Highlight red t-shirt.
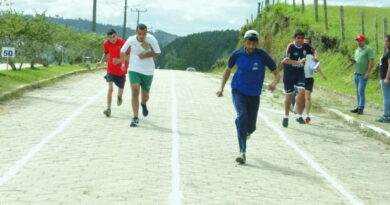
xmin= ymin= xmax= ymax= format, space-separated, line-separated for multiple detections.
xmin=103 ymin=38 xmax=130 ymax=76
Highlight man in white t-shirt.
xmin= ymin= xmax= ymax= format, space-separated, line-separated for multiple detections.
xmin=120 ymin=24 xmax=161 ymax=127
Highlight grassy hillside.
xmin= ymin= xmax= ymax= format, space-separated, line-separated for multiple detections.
xmin=214 ymin=4 xmax=390 ymax=104
xmin=157 ymin=30 xmax=238 ymax=71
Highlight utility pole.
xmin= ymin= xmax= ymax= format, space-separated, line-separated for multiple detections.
xmin=122 ymin=0 xmax=128 ymax=38
xmin=92 ymin=0 xmax=97 ymax=32
xmin=131 ymin=8 xmax=147 ymax=26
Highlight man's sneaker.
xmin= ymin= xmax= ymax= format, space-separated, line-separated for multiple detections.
xmin=141 ymin=103 xmax=149 ymax=117
xmin=376 ymin=116 xmax=390 ymax=123
xmin=305 ymin=116 xmax=311 ymax=124
xmin=282 ymin=118 xmax=289 ymax=128
xmin=296 ymin=117 xmax=305 ymax=124
xmin=350 ymin=108 xmax=359 ymax=113
xmin=117 ymin=96 xmax=123 ymax=106
xmin=235 ymin=153 xmax=246 ymax=164
xmin=130 ymin=117 xmax=139 ymax=127
xmin=103 ymin=109 xmax=111 ymax=117
xmin=357 ymin=109 xmax=364 ymax=115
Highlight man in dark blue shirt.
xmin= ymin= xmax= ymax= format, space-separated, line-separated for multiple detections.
xmin=216 ymin=30 xmax=280 ymax=164
xmin=282 ymin=30 xmax=314 ymax=127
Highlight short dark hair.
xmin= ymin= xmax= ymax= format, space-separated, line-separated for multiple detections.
xmin=136 ymin=24 xmax=147 ymax=31
xmin=294 ymin=30 xmax=305 ymax=38
xmin=386 ymin=34 xmax=390 ymax=41
xmin=107 ymin=29 xmax=117 ymax=35
xmin=245 ymin=36 xmax=259 ymax=42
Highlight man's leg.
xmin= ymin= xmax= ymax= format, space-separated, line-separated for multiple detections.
xmin=128 ymin=71 xmax=142 ymax=127
xmin=247 ymin=95 xmax=260 ymax=137
xmin=232 ymin=90 xmax=248 ymax=163
xmin=296 ymin=88 xmax=305 ymax=114
xmin=284 ymin=94 xmax=292 ymax=116
xmin=140 ymin=74 xmax=153 ymax=117
xmin=131 ymin=83 xmax=141 ymax=117
xmin=103 ymin=75 xmax=114 ymax=117
xmin=107 ymin=82 xmax=114 ymax=109
xmin=115 ymin=76 xmax=125 ymax=106
xmin=304 ymin=90 xmax=312 ymax=115
xmin=357 ymin=75 xmax=368 ymax=112
xmin=354 ymin=74 xmax=360 ymax=110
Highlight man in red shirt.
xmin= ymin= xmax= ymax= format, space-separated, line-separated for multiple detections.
xmin=96 ymin=29 xmax=130 ymax=117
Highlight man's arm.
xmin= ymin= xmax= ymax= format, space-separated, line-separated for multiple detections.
xmin=385 ymin=59 xmax=390 ymax=85
xmin=216 ymin=67 xmax=232 ymax=97
xmin=120 ymin=38 xmax=132 ymax=64
xmin=268 ymin=70 xmax=280 ymax=92
xmin=138 ymin=52 xmax=160 ymax=59
xmin=365 ymin=58 xmax=374 ymax=79
xmin=96 ymin=53 xmax=108 ymax=68
xmin=281 ymin=44 xmax=306 ymax=65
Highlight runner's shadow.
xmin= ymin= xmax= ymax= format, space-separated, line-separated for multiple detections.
xmin=244 ymin=158 xmax=322 ymax=183
xmin=141 ymin=118 xmax=195 ymax=137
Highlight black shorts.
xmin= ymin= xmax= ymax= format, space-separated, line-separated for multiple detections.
xmin=305 ymin=78 xmax=314 ymax=92
xmin=104 ymin=73 xmax=126 ymax=89
xmin=283 ymin=67 xmax=305 ymax=94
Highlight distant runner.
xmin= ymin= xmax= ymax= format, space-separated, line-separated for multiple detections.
xmin=302 ymin=38 xmax=327 ymax=123
xmin=96 ymin=29 xmax=130 ymax=117
xmin=281 ymin=30 xmax=314 ymax=127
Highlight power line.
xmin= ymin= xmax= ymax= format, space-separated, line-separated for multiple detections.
xmin=92 ymin=0 xmax=97 ymax=32
xmin=122 ymin=0 xmax=128 ymax=38
xmin=130 ymin=8 xmax=147 ymax=27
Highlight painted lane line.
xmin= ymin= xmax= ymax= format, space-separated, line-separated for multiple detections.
xmin=170 ymin=71 xmax=182 ymax=205
xmin=259 ymin=112 xmax=364 ymax=205
xmin=0 ymin=89 xmax=105 ymax=186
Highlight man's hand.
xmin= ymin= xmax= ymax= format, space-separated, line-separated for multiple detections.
xmin=138 ymin=53 xmax=146 ymax=59
xmin=365 ymin=73 xmax=370 ymax=79
xmin=298 ymin=58 xmax=306 ymax=64
xmin=268 ymin=83 xmax=276 ymax=92
xmin=385 ymin=79 xmax=389 ymax=85
xmin=96 ymin=61 xmax=102 ymax=69
xmin=112 ymin=58 xmax=121 ymax=64
xmin=216 ymin=89 xmax=224 ymax=97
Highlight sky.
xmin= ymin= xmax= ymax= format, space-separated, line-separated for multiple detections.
xmin=4 ymin=0 xmax=390 ymax=36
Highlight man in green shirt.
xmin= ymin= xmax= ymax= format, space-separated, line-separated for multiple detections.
xmin=350 ymin=34 xmax=374 ymax=114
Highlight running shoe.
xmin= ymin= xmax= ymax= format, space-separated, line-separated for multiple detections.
xmin=130 ymin=117 xmax=139 ymax=127
xmin=282 ymin=117 xmax=289 ymax=128
xmin=235 ymin=153 xmax=246 ymax=164
xmin=103 ymin=109 xmax=111 ymax=117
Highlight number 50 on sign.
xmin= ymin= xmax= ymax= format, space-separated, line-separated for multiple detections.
xmin=2 ymin=47 xmax=15 ymax=58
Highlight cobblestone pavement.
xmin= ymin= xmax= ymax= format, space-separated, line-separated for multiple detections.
xmin=0 ymin=70 xmax=389 ymax=205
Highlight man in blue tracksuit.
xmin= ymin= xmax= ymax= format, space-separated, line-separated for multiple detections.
xmin=216 ymin=30 xmax=280 ymax=164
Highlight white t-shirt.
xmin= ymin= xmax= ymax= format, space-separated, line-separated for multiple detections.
xmin=121 ymin=33 xmax=161 ymax=75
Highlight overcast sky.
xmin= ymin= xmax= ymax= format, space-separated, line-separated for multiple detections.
xmin=5 ymin=0 xmax=390 ymax=36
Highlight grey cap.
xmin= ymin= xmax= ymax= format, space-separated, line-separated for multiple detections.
xmin=244 ymin=30 xmax=260 ymax=40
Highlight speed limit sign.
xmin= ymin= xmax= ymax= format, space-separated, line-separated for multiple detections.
xmin=2 ymin=47 xmax=15 ymax=58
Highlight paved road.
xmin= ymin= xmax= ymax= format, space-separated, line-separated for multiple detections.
xmin=0 ymin=70 xmax=389 ymax=205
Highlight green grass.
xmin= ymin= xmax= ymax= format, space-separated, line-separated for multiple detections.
xmin=0 ymin=64 xmax=91 ymax=94
xmin=213 ymin=4 xmax=390 ymax=105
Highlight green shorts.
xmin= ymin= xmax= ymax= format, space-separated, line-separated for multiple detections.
xmin=128 ymin=71 xmax=154 ymax=92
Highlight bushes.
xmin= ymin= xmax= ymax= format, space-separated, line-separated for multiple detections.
xmin=0 ymin=9 xmax=104 ymax=69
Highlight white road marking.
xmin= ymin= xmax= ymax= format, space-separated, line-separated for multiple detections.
xmin=259 ymin=112 xmax=364 ymax=205
xmin=170 ymin=71 xmax=182 ymax=205
xmin=0 ymin=89 xmax=105 ymax=186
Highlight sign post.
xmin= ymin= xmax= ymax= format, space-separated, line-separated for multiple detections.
xmin=2 ymin=47 xmax=16 ymax=70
